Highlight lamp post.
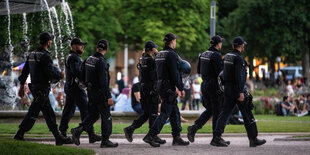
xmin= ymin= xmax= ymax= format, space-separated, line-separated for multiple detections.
xmin=210 ymin=1 xmax=216 ymax=38
xmin=276 ymin=57 xmax=281 ymax=79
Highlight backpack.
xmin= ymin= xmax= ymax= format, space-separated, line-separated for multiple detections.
xmin=274 ymin=102 xmax=283 ymax=116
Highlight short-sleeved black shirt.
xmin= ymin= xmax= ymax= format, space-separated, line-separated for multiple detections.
xmin=131 ymin=82 xmax=141 ymax=108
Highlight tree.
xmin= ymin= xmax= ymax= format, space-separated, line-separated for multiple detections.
xmin=219 ymin=0 xmax=310 ymax=85
xmin=119 ymin=0 xmax=212 ymax=59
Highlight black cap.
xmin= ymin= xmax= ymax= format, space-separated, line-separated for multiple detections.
xmin=210 ymin=35 xmax=225 ymax=45
xmin=39 ymin=32 xmax=54 ymax=44
xmin=144 ymin=41 xmax=158 ymax=49
xmin=163 ymin=33 xmax=178 ymax=42
xmin=233 ymin=36 xmax=247 ymax=45
xmin=97 ymin=39 xmax=109 ymax=50
xmin=71 ymin=38 xmax=87 ymax=46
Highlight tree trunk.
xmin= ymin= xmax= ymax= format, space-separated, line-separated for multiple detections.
xmin=269 ymin=59 xmax=275 ymax=82
xmin=248 ymin=55 xmax=254 ymax=80
xmin=302 ymin=49 xmax=310 ymax=87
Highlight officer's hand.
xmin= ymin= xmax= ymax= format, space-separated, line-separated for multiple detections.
xmin=238 ymin=93 xmax=244 ymax=102
xmin=180 ymin=91 xmax=185 ymax=98
xmin=107 ymin=98 xmax=114 ymax=106
xmin=18 ymin=85 xmax=25 ymax=98
xmin=61 ymin=70 xmax=65 ymax=79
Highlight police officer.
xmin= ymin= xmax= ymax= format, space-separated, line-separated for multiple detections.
xmin=71 ymin=40 xmax=118 ymax=148
xmin=211 ymin=36 xmax=266 ymax=147
xmin=59 ymin=38 xmax=101 ymax=143
xmin=124 ymin=41 xmax=165 ymax=144
xmin=14 ymin=32 xmax=71 ymax=145
xmin=187 ymin=35 xmax=230 ymax=145
xmin=143 ymin=33 xmax=189 ymax=147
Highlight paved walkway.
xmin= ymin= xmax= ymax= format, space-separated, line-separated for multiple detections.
xmin=35 ymin=133 xmax=310 ymax=155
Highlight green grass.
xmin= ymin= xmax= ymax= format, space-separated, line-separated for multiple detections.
xmin=0 ymin=138 xmax=94 ymax=155
xmin=0 ymin=115 xmax=309 ymax=136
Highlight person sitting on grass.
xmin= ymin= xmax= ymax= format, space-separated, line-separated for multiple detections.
xmin=281 ymin=96 xmax=295 ymax=116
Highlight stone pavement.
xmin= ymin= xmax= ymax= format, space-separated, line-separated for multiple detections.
xmin=35 ymin=133 xmax=310 ymax=155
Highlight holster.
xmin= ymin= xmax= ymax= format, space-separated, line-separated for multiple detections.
xmin=167 ymin=89 xmax=178 ymax=104
xmin=244 ymin=91 xmax=254 ymax=110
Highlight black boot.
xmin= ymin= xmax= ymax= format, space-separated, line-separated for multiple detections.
xmin=210 ymin=136 xmax=228 ymax=147
xmin=71 ymin=126 xmax=84 ymax=145
xmin=14 ymin=130 xmax=25 ymax=141
xmin=88 ymin=129 xmax=102 ymax=143
xmin=187 ymin=125 xmax=198 ymax=143
xmin=53 ymin=131 xmax=73 ymax=146
xmin=249 ymin=138 xmax=266 ymax=147
xmin=220 ymin=137 xmax=230 ymax=145
xmin=153 ymin=135 xmax=166 ymax=144
xmin=143 ymin=134 xmax=160 ymax=147
xmin=124 ymin=126 xmax=135 ymax=142
xmin=100 ymin=139 xmax=118 ymax=148
xmin=172 ymin=136 xmax=190 ymax=146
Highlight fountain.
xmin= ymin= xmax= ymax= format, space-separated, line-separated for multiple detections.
xmin=0 ymin=0 xmax=75 ymax=110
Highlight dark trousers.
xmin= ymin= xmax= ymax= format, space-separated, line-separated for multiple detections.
xmin=59 ymin=90 xmax=91 ymax=132
xmin=130 ymin=89 xmax=158 ymax=129
xmin=149 ymin=95 xmax=182 ymax=138
xmin=18 ymin=89 xmax=58 ymax=134
xmin=181 ymin=92 xmax=192 ymax=110
xmin=213 ymin=95 xmax=258 ymax=139
xmin=194 ymin=93 xmax=222 ymax=131
xmin=81 ymin=100 xmax=111 ymax=139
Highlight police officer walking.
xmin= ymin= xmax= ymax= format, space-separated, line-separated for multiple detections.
xmin=211 ymin=36 xmax=266 ymax=147
xmin=187 ymin=35 xmax=229 ymax=145
xmin=59 ymin=38 xmax=101 ymax=143
xmin=71 ymin=40 xmax=118 ymax=148
xmin=143 ymin=33 xmax=189 ymax=147
xmin=124 ymin=41 xmax=165 ymax=144
xmin=14 ymin=32 xmax=71 ymax=145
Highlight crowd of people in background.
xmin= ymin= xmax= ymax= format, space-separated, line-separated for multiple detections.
xmin=13 ymin=74 xmax=203 ymax=113
xmin=12 ymin=65 xmax=310 ymax=118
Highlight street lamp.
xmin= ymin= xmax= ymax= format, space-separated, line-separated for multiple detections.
xmin=210 ymin=1 xmax=216 ymax=38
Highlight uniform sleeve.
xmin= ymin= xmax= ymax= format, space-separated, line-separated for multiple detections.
xmin=197 ymin=55 xmax=201 ymax=74
xmin=234 ymin=56 xmax=244 ymax=94
xmin=41 ymin=54 xmax=62 ymax=82
xmin=68 ymin=55 xmax=82 ymax=80
xmin=97 ymin=60 xmax=112 ymax=100
xmin=149 ymin=59 xmax=157 ymax=82
xmin=18 ymin=57 xmax=30 ymax=85
xmin=213 ymin=53 xmax=223 ymax=76
xmin=168 ymin=52 xmax=184 ymax=91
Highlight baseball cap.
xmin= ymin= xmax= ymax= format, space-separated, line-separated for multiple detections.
xmin=71 ymin=38 xmax=87 ymax=46
xmin=163 ymin=33 xmax=179 ymax=42
xmin=39 ymin=32 xmax=54 ymax=44
xmin=97 ymin=39 xmax=109 ymax=50
xmin=233 ymin=36 xmax=247 ymax=45
xmin=210 ymin=35 xmax=225 ymax=45
xmin=144 ymin=41 xmax=158 ymax=49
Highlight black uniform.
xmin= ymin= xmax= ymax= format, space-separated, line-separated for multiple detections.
xmin=148 ymin=46 xmax=183 ymax=138
xmin=128 ymin=54 xmax=159 ymax=130
xmin=192 ymin=46 xmax=224 ymax=132
xmin=213 ymin=49 xmax=258 ymax=140
xmin=59 ymin=51 xmax=93 ymax=135
xmin=16 ymin=47 xmax=64 ymax=141
xmin=76 ymin=52 xmax=112 ymax=140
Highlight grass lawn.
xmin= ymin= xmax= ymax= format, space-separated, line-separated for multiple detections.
xmin=0 ymin=138 xmax=94 ymax=155
xmin=0 ymin=115 xmax=309 ymax=136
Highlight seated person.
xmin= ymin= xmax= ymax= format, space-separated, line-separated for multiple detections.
xmin=281 ymin=96 xmax=295 ymax=116
xmin=131 ymin=82 xmax=143 ymax=114
xmin=114 ymin=88 xmax=134 ymax=112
